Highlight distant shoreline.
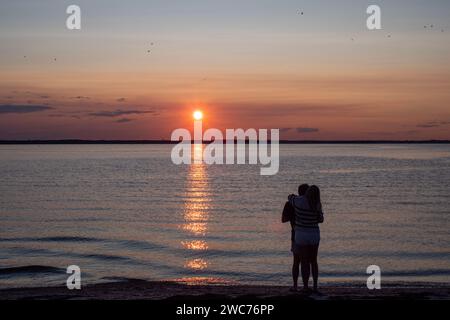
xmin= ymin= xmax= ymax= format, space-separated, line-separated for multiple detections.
xmin=1 ymin=140 xmax=450 ymax=145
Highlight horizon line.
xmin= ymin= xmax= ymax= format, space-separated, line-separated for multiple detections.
xmin=1 ymin=139 xmax=450 ymax=144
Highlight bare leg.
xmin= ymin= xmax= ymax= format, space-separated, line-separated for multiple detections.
xmin=300 ymin=261 xmax=310 ymax=289
xmin=310 ymin=244 xmax=319 ymax=291
xmin=292 ymin=254 xmax=300 ymax=290
xmin=299 ymin=245 xmax=310 ymax=289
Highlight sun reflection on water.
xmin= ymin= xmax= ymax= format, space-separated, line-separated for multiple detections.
xmin=181 ymin=240 xmax=209 ymax=250
xmin=181 ymin=144 xmax=211 ymax=271
xmin=184 ymin=258 xmax=208 ymax=270
xmin=172 ymin=277 xmax=232 ymax=286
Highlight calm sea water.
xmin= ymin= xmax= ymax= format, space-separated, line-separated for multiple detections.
xmin=1 ymin=144 xmax=449 ymax=288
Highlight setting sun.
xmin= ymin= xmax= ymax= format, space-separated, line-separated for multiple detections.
xmin=193 ymin=110 xmax=203 ymax=121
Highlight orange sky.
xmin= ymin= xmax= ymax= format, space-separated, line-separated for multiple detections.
xmin=1 ymin=1 xmax=450 ymax=140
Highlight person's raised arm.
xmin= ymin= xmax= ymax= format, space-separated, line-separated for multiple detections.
xmin=288 ymin=194 xmax=296 ymax=205
xmin=282 ymin=198 xmax=294 ymax=223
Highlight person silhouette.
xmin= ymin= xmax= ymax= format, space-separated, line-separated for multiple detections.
xmin=288 ymin=185 xmax=324 ymax=292
xmin=282 ymin=183 xmax=309 ymax=291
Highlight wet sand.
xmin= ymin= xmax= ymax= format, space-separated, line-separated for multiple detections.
xmin=1 ymin=280 xmax=449 ymax=300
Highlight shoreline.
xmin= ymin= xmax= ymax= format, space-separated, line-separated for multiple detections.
xmin=1 ymin=280 xmax=449 ymax=300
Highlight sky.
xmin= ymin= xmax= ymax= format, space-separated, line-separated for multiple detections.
xmin=0 ymin=0 xmax=449 ymax=140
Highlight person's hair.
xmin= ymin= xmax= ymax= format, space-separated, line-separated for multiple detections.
xmin=298 ymin=184 xmax=309 ymax=196
xmin=306 ymin=185 xmax=321 ymax=211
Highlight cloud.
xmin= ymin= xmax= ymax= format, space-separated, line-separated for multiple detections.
xmin=417 ymin=124 xmax=438 ymax=128
xmin=296 ymin=127 xmax=319 ymax=133
xmin=279 ymin=127 xmax=319 ymax=134
xmin=89 ymin=109 xmax=155 ymax=117
xmin=0 ymin=104 xmax=53 ymax=114
xmin=116 ymin=98 xmax=126 ymax=102
xmin=24 ymin=91 xmax=50 ymax=99
xmin=368 ymin=130 xmax=419 ymax=136
xmin=216 ymin=102 xmax=362 ymax=118
xmin=3 ymin=91 xmax=50 ymax=100
xmin=417 ymin=121 xmax=450 ymax=128
xmin=115 ymin=118 xmax=133 ymax=123
xmin=71 ymin=96 xmax=90 ymax=100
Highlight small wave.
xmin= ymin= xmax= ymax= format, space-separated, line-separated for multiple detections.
xmin=84 ymin=253 xmax=130 ymax=261
xmin=0 ymin=236 xmax=101 ymax=243
xmin=0 ymin=265 xmax=64 ymax=275
xmin=316 ymin=269 xmax=450 ymax=278
xmin=100 ymin=276 xmax=143 ymax=282
xmin=382 ymin=269 xmax=450 ymax=277
xmin=0 ymin=237 xmax=167 ymax=252
xmin=193 ymin=268 xmax=450 ymax=281
xmin=321 ymin=250 xmax=450 ymax=260
xmin=43 ymin=236 xmax=100 ymax=242
xmin=116 ymin=239 xmax=166 ymax=251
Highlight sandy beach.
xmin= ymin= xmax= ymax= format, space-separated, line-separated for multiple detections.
xmin=1 ymin=280 xmax=449 ymax=300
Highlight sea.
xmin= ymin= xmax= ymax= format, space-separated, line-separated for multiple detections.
xmin=1 ymin=144 xmax=449 ymax=288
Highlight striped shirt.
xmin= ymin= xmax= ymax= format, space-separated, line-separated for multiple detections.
xmin=288 ymin=195 xmax=324 ymax=229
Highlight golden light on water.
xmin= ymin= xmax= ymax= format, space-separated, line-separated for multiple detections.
xmin=184 ymin=258 xmax=208 ymax=270
xmin=181 ymin=240 xmax=209 ymax=250
xmin=193 ymin=143 xmax=203 ymax=164
xmin=172 ymin=277 xmax=231 ymax=285
xmin=181 ymin=144 xmax=211 ymax=271
xmin=182 ymin=222 xmax=207 ymax=236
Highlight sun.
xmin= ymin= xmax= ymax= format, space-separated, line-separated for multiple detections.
xmin=193 ymin=110 xmax=203 ymax=120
